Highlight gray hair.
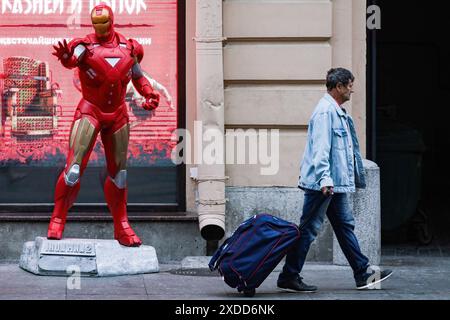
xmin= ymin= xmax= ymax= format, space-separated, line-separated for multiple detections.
xmin=326 ymin=68 xmax=355 ymax=91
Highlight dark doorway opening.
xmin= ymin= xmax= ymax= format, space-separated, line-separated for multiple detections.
xmin=368 ymin=1 xmax=450 ymax=247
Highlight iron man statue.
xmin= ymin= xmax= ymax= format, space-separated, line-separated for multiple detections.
xmin=47 ymin=3 xmax=160 ymax=247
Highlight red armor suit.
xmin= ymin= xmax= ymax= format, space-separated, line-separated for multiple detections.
xmin=48 ymin=3 xmax=160 ymax=246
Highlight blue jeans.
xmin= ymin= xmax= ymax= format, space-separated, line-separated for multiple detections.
xmin=279 ymin=189 xmax=370 ymax=281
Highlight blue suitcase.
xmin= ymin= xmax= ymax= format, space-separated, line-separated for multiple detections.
xmin=209 ymin=214 xmax=300 ymax=297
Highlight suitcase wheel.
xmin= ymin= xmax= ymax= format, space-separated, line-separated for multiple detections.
xmin=243 ymin=288 xmax=256 ymax=297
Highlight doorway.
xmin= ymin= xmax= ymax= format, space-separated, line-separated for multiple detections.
xmin=368 ymin=1 xmax=450 ymax=247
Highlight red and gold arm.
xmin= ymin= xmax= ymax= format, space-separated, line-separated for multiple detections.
xmin=132 ymin=72 xmax=160 ymax=111
xmin=130 ymin=39 xmax=160 ymax=111
xmin=52 ymin=38 xmax=86 ymax=69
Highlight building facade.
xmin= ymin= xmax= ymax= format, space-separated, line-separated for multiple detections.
xmin=184 ymin=0 xmax=377 ymax=263
xmin=0 ymin=0 xmax=379 ymax=264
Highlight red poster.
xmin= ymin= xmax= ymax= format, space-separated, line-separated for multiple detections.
xmin=0 ymin=0 xmax=178 ymax=167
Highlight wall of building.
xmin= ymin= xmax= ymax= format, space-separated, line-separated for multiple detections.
xmin=222 ymin=0 xmax=367 ymax=187
xmin=186 ymin=0 xmax=197 ymax=213
xmin=186 ymin=0 xmax=368 ymax=205
xmin=184 ymin=0 xmax=377 ymax=264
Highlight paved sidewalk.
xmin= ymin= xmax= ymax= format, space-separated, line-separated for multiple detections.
xmin=1 ymin=255 xmax=450 ymax=300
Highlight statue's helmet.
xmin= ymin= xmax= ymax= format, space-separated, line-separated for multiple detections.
xmin=91 ymin=3 xmax=115 ymax=41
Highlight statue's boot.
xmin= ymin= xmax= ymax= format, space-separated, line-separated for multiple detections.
xmin=47 ymin=171 xmax=80 ymax=240
xmin=104 ymin=176 xmax=142 ymax=247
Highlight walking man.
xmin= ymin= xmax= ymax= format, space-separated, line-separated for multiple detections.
xmin=277 ymin=68 xmax=393 ymax=292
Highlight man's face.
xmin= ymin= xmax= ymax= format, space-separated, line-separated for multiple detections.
xmin=337 ymin=80 xmax=354 ymax=103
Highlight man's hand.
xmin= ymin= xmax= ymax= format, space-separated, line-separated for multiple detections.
xmin=321 ymin=186 xmax=334 ymax=196
xmin=142 ymin=92 xmax=160 ymax=111
xmin=52 ymin=39 xmax=72 ymax=62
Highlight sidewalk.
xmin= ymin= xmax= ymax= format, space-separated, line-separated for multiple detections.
xmin=1 ymin=254 xmax=450 ymax=300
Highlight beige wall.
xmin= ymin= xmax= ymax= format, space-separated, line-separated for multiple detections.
xmin=185 ymin=0 xmax=368 ymax=205
xmin=186 ymin=0 xmax=197 ymax=212
xmin=223 ymin=0 xmax=367 ymax=187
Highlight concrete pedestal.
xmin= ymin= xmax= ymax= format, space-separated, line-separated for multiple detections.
xmin=19 ymin=237 xmax=159 ymax=277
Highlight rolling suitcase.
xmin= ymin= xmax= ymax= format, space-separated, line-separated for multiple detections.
xmin=208 ymin=214 xmax=300 ymax=297
xmin=209 ymin=194 xmax=329 ymax=297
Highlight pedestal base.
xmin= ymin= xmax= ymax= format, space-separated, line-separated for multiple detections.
xmin=19 ymin=237 xmax=159 ymax=277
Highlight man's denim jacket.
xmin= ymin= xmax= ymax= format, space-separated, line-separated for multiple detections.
xmin=298 ymin=93 xmax=366 ymax=193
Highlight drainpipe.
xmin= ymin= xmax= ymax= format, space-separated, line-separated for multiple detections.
xmin=195 ymin=0 xmax=227 ymax=241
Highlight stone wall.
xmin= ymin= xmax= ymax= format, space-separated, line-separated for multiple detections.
xmin=225 ymin=160 xmax=381 ymax=265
